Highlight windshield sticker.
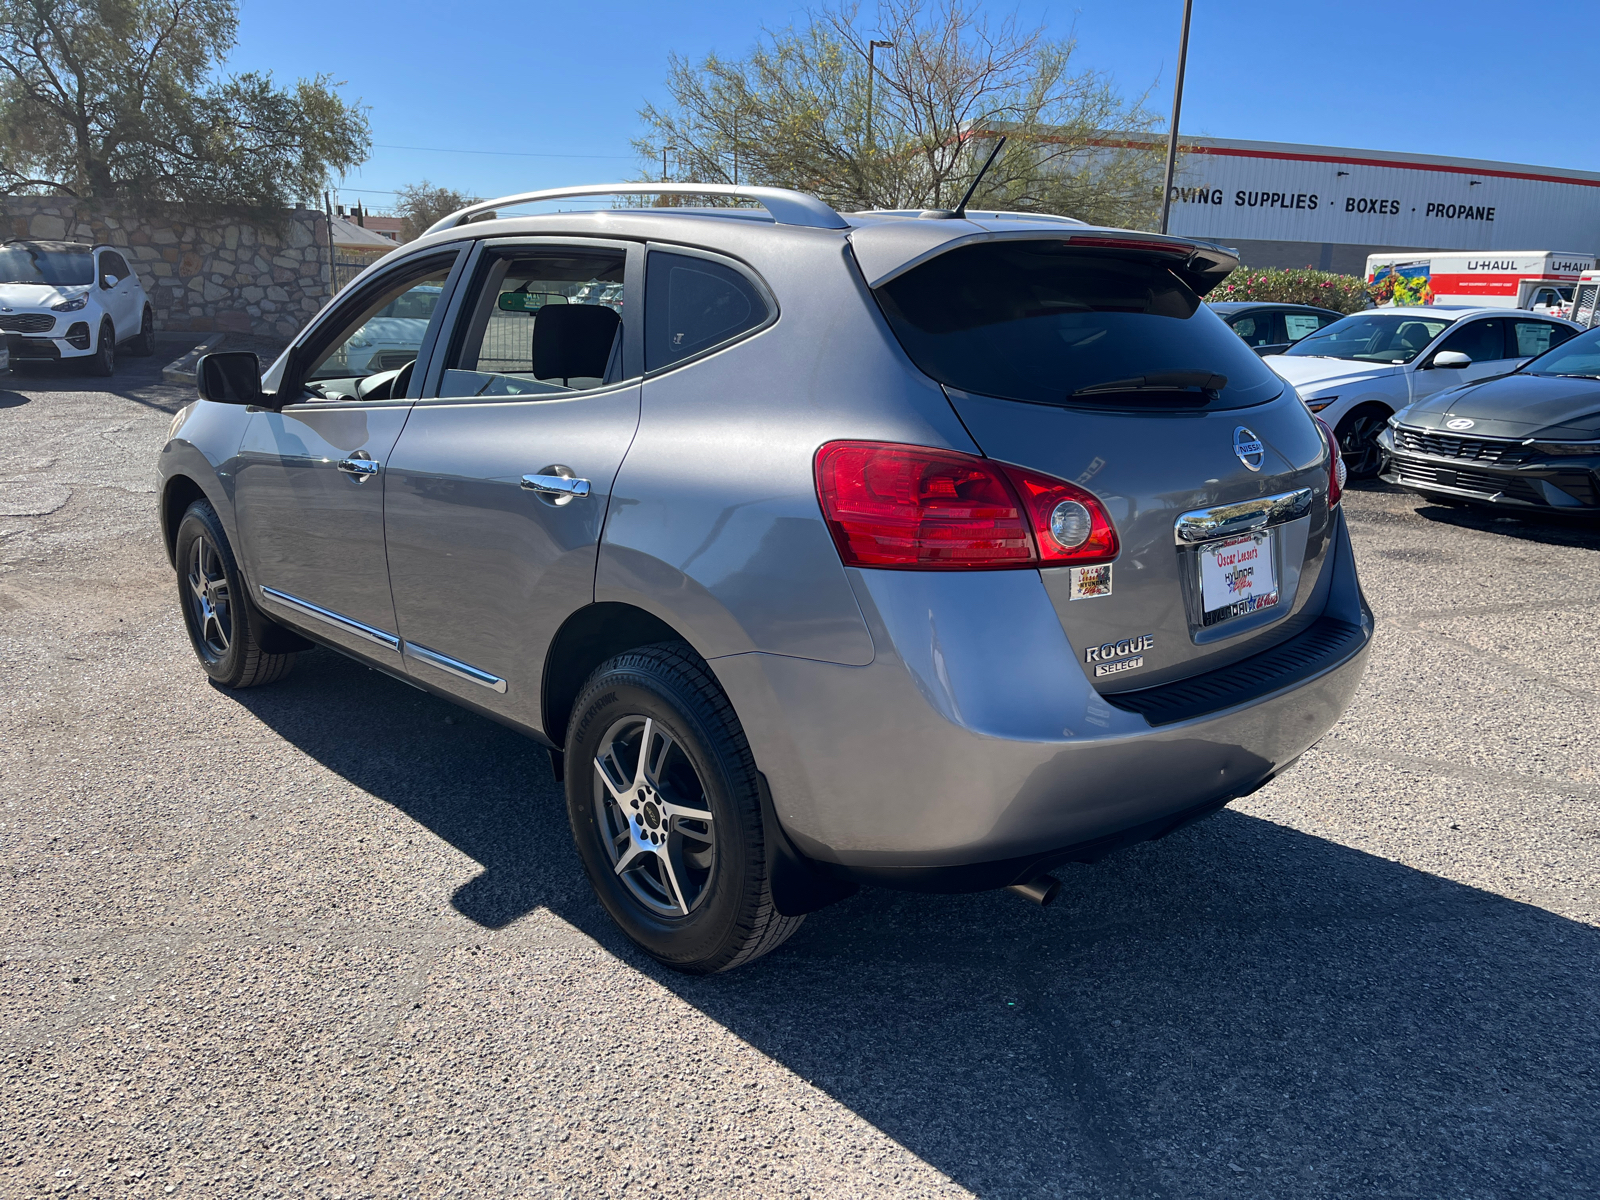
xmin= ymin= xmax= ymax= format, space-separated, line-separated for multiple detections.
xmin=1069 ymin=563 xmax=1112 ymax=600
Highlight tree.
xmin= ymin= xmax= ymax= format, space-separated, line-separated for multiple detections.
xmin=0 ymin=0 xmax=370 ymax=208
xmin=634 ymin=0 xmax=1175 ymax=228
xmin=393 ymin=180 xmax=479 ymax=241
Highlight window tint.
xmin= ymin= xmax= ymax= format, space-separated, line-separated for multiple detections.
xmin=440 ymin=248 xmax=626 ymax=398
xmin=1510 ymin=320 xmax=1571 ymax=358
xmin=875 ymin=242 xmax=1284 ymax=410
xmin=645 ymin=251 xmax=769 ymax=371
xmin=99 ymin=251 xmax=130 ymax=281
xmin=1436 ymin=319 xmax=1505 ymax=363
xmin=1283 ymin=312 xmax=1327 ymax=342
xmin=301 ymin=256 xmax=457 ymax=398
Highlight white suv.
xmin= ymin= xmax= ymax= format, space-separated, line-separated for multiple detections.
xmin=1266 ymin=306 xmax=1581 ymax=478
xmin=0 ymin=240 xmax=155 ymax=375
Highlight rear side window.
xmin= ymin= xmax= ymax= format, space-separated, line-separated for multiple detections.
xmin=873 ymin=242 xmax=1284 ymax=410
xmin=645 ymin=251 xmax=769 ymax=371
xmin=1511 ymin=320 xmax=1572 ymax=357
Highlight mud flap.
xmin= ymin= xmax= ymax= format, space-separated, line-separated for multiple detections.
xmin=757 ymin=772 xmax=859 ymax=917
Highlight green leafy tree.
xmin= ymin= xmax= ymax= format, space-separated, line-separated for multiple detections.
xmin=0 ymin=0 xmax=370 ymax=208
xmin=635 ymin=0 xmax=1173 ymax=227
xmin=393 ymin=180 xmax=479 ymax=241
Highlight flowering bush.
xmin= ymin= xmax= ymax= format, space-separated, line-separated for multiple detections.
xmin=1205 ymin=267 xmax=1371 ymax=314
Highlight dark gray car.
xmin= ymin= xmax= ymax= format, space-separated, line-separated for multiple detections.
xmin=157 ymin=183 xmax=1372 ymax=972
xmin=1209 ymin=301 xmax=1343 ymax=357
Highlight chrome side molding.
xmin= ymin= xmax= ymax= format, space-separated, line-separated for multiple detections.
xmin=258 ymin=586 xmax=401 ymax=650
xmin=403 ymin=641 xmax=508 ymax=693
xmin=1174 ymin=487 xmax=1314 ymax=545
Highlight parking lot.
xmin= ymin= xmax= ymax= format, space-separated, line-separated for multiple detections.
xmin=1 ymin=358 xmax=1596 ymax=1198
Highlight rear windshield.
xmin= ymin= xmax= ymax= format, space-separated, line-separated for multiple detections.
xmin=872 ymin=241 xmax=1283 ymax=410
xmin=0 ymin=243 xmax=93 ymax=286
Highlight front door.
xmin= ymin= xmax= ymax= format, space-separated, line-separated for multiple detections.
xmin=1411 ymin=317 xmax=1518 ymax=404
xmin=383 ymin=239 xmax=642 ymax=730
xmin=95 ymin=249 xmax=137 ymax=339
xmin=233 ymin=251 xmax=462 ymax=659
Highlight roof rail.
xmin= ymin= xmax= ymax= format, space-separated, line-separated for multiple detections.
xmin=423 ymin=183 xmax=849 ymax=236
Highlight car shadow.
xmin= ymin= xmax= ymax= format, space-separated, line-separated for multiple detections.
xmin=221 ymin=647 xmax=1600 ymax=1198
xmin=8 ymin=354 xmax=192 ymax=414
xmin=0 ymin=388 xmax=30 ymax=409
xmin=1411 ymin=501 xmax=1600 ymax=550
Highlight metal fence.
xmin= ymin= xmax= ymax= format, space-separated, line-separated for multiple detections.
xmin=332 ymin=255 xmax=369 ymax=293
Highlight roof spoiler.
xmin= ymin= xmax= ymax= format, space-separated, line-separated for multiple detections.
xmin=851 ymin=224 xmax=1239 ymax=296
xmin=424 ymin=183 xmax=850 ymax=236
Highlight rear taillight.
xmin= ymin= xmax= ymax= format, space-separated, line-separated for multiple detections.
xmin=1314 ymin=416 xmax=1345 ymax=506
xmin=814 ymin=441 xmax=1118 ymax=570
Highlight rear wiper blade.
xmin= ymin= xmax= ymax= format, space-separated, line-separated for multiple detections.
xmin=1073 ymin=370 xmax=1228 ymax=397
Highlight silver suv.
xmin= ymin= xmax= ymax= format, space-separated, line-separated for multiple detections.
xmin=159 ymin=183 xmax=1372 ymax=973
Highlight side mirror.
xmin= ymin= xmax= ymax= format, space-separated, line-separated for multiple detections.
xmin=101 ymin=273 xmax=117 ymax=289
xmin=1431 ymin=350 xmax=1472 ymax=369
xmin=197 ymin=351 xmax=264 ymax=406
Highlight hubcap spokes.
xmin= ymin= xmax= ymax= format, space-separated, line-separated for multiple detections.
xmin=593 ymin=716 xmax=716 ymax=918
xmin=187 ymin=536 xmax=231 ymax=657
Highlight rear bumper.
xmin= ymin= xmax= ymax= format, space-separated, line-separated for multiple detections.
xmin=712 ymin=508 xmax=1372 ymax=891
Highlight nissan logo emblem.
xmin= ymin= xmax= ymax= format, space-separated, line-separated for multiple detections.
xmin=1233 ymin=426 xmax=1265 ymax=472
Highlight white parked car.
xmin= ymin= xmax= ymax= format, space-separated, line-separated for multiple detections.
xmin=1266 ymin=306 xmax=1582 ymax=477
xmin=0 ymin=240 xmax=155 ymax=375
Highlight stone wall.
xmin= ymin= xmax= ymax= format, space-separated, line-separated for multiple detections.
xmin=2 ymin=197 xmax=334 ymax=338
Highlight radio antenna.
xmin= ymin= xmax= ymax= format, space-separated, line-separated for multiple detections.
xmin=954 ymin=135 xmax=1007 ymax=219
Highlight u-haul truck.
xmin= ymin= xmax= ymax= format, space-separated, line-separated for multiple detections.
xmin=1569 ymin=272 xmax=1600 ymax=328
xmin=1366 ymin=251 xmax=1594 ymax=312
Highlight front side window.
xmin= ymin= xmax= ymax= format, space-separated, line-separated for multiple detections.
xmin=1436 ymin=319 xmax=1505 ymax=364
xmin=301 ymin=256 xmax=458 ymax=398
xmin=645 ymin=251 xmax=770 ymax=371
xmin=1285 ymin=312 xmax=1454 ymax=364
xmin=875 ymin=242 xmax=1283 ymax=410
xmin=440 ymin=247 xmax=628 ymax=398
xmin=0 ymin=242 xmax=93 ymax=286
xmin=98 ymin=251 xmax=130 ymax=282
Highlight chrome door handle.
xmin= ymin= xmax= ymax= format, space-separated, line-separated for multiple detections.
xmin=521 ymin=474 xmax=590 ymax=499
xmin=338 ymin=456 xmax=380 ymax=480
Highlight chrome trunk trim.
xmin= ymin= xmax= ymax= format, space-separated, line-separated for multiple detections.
xmin=1174 ymin=487 xmax=1314 ymax=545
xmin=257 ymin=586 xmax=401 ymax=651
xmin=402 ymin=640 xmax=508 ymax=693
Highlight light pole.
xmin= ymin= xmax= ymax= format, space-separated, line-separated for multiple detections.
xmin=865 ymin=39 xmax=893 ymax=148
xmin=1158 ymin=0 xmax=1194 ymax=235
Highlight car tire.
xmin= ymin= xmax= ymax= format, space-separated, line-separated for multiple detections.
xmin=127 ymin=307 xmax=155 ymax=357
xmin=174 ymin=499 xmax=297 ymax=688
xmin=565 ymin=641 xmax=804 ymax=974
xmin=1335 ymin=405 xmax=1390 ymax=480
xmin=86 ymin=320 xmax=115 ymax=377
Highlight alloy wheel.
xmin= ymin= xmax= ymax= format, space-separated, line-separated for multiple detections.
xmin=186 ymin=534 xmax=232 ymax=659
xmin=593 ymin=715 xmax=717 ymax=918
xmin=1337 ymin=412 xmax=1389 ymax=479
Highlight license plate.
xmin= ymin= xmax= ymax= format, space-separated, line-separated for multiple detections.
xmin=1198 ymin=531 xmax=1279 ymax=625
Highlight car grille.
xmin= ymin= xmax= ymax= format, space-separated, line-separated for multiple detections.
xmin=0 ymin=313 xmax=55 ymax=334
xmin=1393 ymin=426 xmax=1527 ymax=465
xmin=1390 ymin=459 xmax=1544 ymax=503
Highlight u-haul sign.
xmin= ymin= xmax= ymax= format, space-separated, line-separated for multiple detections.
xmin=1365 ymin=251 xmax=1595 ymax=307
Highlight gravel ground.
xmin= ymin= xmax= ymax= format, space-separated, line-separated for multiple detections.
xmin=1 ymin=358 xmax=1596 ymax=1198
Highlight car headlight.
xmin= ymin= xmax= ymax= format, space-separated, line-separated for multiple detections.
xmin=1524 ymin=438 xmax=1600 ymax=456
xmin=51 ymin=293 xmax=89 ymax=312
xmin=1304 ymin=396 xmax=1337 ymax=413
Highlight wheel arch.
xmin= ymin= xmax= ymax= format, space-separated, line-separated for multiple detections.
xmin=160 ymin=473 xmax=210 ymax=567
xmin=541 ymin=602 xmax=686 ymax=750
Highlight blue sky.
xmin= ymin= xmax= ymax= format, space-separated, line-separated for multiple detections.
xmin=231 ymin=0 xmax=1600 ymax=213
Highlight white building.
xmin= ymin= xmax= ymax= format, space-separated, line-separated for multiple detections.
xmin=1156 ymin=136 xmax=1600 ymax=275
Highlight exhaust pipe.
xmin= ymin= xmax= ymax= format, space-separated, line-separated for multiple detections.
xmin=1007 ymin=874 xmax=1061 ymax=906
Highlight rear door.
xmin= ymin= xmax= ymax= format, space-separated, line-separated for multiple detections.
xmin=871 ymin=237 xmax=1335 ymax=690
xmin=381 ymin=238 xmax=642 ymax=729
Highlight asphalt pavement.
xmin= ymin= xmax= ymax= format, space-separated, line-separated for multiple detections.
xmin=1 ymin=355 xmax=1596 ymax=1198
